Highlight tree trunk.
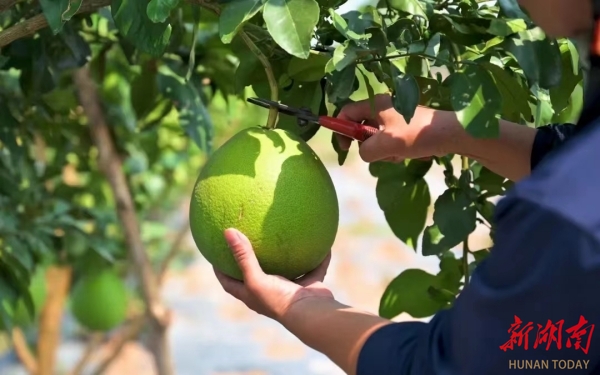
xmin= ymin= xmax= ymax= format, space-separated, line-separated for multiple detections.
xmin=73 ymin=65 xmax=174 ymax=375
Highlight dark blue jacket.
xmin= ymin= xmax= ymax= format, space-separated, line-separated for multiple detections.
xmin=356 ymin=15 xmax=600 ymax=375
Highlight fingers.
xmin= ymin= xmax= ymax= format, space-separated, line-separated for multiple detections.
xmin=337 ymin=99 xmax=374 ymax=124
xmin=358 ymin=132 xmax=397 ymax=162
xmin=214 ymin=268 xmax=247 ymax=300
xmin=296 ymin=252 xmax=331 ymax=286
xmin=224 ymin=228 xmax=263 ymax=283
xmin=337 ymin=94 xmax=392 ymax=124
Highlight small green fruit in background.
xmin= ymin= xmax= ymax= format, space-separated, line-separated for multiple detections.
xmin=70 ymin=269 xmax=128 ymax=332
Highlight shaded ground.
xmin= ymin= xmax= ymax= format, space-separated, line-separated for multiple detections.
xmin=0 ymin=128 xmax=492 ymax=375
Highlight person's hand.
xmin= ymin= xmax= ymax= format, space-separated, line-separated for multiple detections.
xmin=214 ymin=228 xmax=334 ymax=321
xmin=336 ymin=93 xmax=453 ymax=163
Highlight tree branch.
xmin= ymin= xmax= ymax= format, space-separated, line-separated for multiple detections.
xmin=12 ymin=327 xmax=37 ymax=374
xmin=69 ymin=333 xmax=104 ymax=375
xmin=0 ymin=0 xmax=222 ymax=49
xmin=0 ymin=0 xmax=111 ymax=48
xmin=37 ymin=265 xmax=73 ymax=375
xmin=90 ymin=316 xmax=146 ymax=375
xmin=158 ymin=220 xmax=190 ymax=285
xmin=72 ymin=65 xmax=174 ymax=375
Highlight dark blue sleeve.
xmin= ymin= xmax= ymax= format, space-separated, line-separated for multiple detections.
xmin=357 ymin=195 xmax=600 ymax=375
xmin=531 ymin=124 xmax=578 ymax=170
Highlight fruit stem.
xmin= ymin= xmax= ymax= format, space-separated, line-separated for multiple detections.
xmin=239 ymin=30 xmax=279 ymax=129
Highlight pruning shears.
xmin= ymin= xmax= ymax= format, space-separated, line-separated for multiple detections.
xmin=247 ymin=97 xmax=379 ymax=142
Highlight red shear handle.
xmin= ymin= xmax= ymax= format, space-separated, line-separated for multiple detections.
xmin=318 ymin=116 xmax=379 ymax=142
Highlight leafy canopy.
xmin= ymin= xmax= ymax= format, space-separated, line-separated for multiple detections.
xmin=0 ymin=0 xmax=583 ymax=327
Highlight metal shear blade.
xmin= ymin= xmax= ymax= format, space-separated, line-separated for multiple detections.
xmin=246 ymin=98 xmax=317 ymax=125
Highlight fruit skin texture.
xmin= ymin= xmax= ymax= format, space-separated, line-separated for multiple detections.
xmin=70 ymin=270 xmax=128 ymax=332
xmin=189 ymin=126 xmax=339 ymax=280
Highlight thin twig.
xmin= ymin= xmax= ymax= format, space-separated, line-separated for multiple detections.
xmin=12 ymin=327 xmax=37 ymax=374
xmin=90 ymin=317 xmax=146 ymax=375
xmin=69 ymin=333 xmax=104 ymax=375
xmin=73 ymin=66 xmax=173 ymax=375
xmin=186 ymin=0 xmax=280 ymax=128
xmin=158 ymin=220 xmax=191 ymax=285
xmin=239 ymin=31 xmax=279 ymax=128
xmin=0 ymin=0 xmax=111 ymax=48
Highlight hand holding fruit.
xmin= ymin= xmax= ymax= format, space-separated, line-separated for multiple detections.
xmin=336 ymin=94 xmax=455 ymax=163
xmin=214 ymin=228 xmax=334 ymax=321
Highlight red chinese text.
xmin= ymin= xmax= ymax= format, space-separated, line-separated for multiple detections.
xmin=500 ymin=315 xmax=594 ymax=354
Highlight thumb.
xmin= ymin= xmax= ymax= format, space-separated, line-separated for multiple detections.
xmin=224 ymin=228 xmax=263 ymax=281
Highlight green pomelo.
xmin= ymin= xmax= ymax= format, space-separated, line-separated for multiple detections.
xmin=70 ymin=270 xmax=128 ymax=332
xmin=189 ymin=126 xmax=339 ymax=280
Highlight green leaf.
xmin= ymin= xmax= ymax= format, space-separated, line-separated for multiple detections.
xmin=474 ymin=166 xmax=505 ymax=196
xmin=477 ymin=199 xmax=496 ymax=225
xmin=112 ymin=0 xmax=172 ymax=57
xmin=379 ymin=269 xmax=445 ymax=319
xmin=39 ymin=0 xmax=83 ymax=34
xmin=549 ymin=40 xmax=583 ymax=114
xmin=388 ymin=0 xmax=427 ymax=19
xmin=219 ymin=0 xmax=263 ymax=44
xmin=374 ymin=161 xmax=431 ymax=248
xmin=390 ymin=67 xmax=420 ymax=124
xmin=429 ymin=14 xmax=494 ymax=46
xmin=425 ymin=33 xmax=441 ymax=57
xmin=276 ymin=80 xmax=322 ymax=140
xmin=487 ymin=18 xmax=527 ymax=37
xmin=432 ymin=187 xmax=477 ymax=247
xmin=358 ymin=69 xmax=376 ymax=118
xmin=531 ymin=84 xmax=555 ymax=126
xmin=325 ymin=41 xmax=361 ymax=73
xmin=552 ymin=82 xmax=583 ymax=124
xmin=147 ymin=0 xmax=180 ymax=23
xmin=329 ymin=9 xmax=370 ymax=44
xmin=350 ymin=65 xmax=388 ymax=102
xmin=331 ymin=133 xmax=349 ymax=166
xmin=263 ymin=0 xmax=319 ymax=59
xmin=157 ymin=71 xmax=213 ymax=152
xmin=498 ymin=0 xmax=530 ymax=21
xmin=326 ymin=66 xmax=357 ymax=105
xmin=422 ymin=224 xmax=454 ymax=256
xmin=482 ymin=61 xmax=532 ymax=122
xmin=449 ymin=66 xmax=501 ymax=138
xmin=131 ymin=61 xmax=159 ymax=119
xmin=503 ymin=28 xmax=562 ymax=89
xmin=437 ymin=253 xmax=463 ymax=294
xmin=288 ymin=53 xmax=331 ymax=82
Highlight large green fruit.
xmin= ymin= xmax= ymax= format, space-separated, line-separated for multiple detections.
xmin=190 ymin=126 xmax=339 ymax=280
xmin=70 ymin=270 xmax=128 ymax=332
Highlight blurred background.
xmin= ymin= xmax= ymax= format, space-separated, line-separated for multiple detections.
xmin=0 ymin=0 xmax=494 ymax=373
